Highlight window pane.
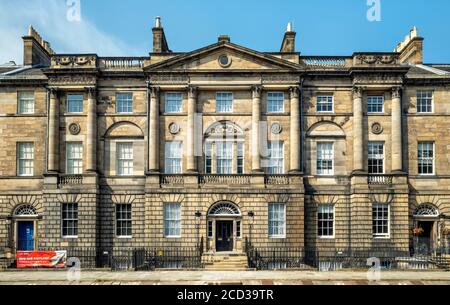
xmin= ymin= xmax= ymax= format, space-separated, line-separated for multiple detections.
xmin=17 ymin=143 xmax=34 ymax=176
xmin=237 ymin=143 xmax=244 ymax=174
xmin=318 ymin=204 xmax=334 ymax=237
xmin=373 ymin=204 xmax=389 ymax=237
xmin=116 ymin=204 xmax=132 ymax=237
xmin=368 ymin=142 xmax=384 ymax=174
xmin=67 ymin=94 xmax=84 ymax=113
xmin=216 ymin=93 xmax=233 ymax=113
xmin=116 ymin=143 xmax=133 ymax=175
xmin=116 ymin=93 xmax=133 ymax=113
xmin=264 ymin=142 xmax=284 ymax=174
xmin=317 ymin=96 xmax=333 ymax=112
xmin=204 ymin=142 xmax=213 ymax=174
xmin=417 ymin=91 xmax=433 ymax=113
xmin=268 ymin=203 xmax=285 ymax=237
xmin=62 ymin=203 xmax=78 ymax=237
xmin=165 ymin=142 xmax=182 ymax=174
xmin=216 ymin=142 xmax=233 ymax=174
xmin=418 ymin=142 xmax=434 ymax=175
xmin=66 ymin=143 xmax=83 ymax=175
xmin=267 ymin=92 xmax=284 ymax=113
xmin=317 ymin=143 xmax=333 ymax=175
xmin=165 ymin=93 xmax=183 ymax=113
xmin=367 ymin=96 xmax=384 ymax=113
xmin=164 ymin=203 xmax=181 ymax=237
xmin=18 ymin=92 xmax=34 ymax=114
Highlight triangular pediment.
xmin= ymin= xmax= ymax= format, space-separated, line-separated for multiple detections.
xmin=146 ymin=42 xmax=301 ymax=72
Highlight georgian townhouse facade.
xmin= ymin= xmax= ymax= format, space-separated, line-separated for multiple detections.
xmin=1 ymin=18 xmax=450 ymax=265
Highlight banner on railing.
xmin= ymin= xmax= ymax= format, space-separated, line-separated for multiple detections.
xmin=16 ymin=251 xmax=67 ymax=268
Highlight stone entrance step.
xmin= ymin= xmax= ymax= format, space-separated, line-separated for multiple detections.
xmin=202 ymin=253 xmax=249 ymax=271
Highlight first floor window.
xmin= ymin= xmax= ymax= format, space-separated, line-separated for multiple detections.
xmin=66 ymin=143 xmax=83 ymax=175
xmin=267 ymin=92 xmax=284 ymax=113
xmin=417 ymin=91 xmax=433 ymax=113
xmin=317 ymin=142 xmax=334 ymax=175
xmin=216 ymin=142 xmax=233 ymax=174
xmin=205 ymin=142 xmax=213 ymax=174
xmin=67 ymin=94 xmax=84 ymax=113
xmin=62 ymin=203 xmax=78 ymax=237
xmin=318 ymin=205 xmax=334 ymax=238
xmin=367 ymin=96 xmax=384 ymax=113
xmin=164 ymin=203 xmax=181 ymax=237
xmin=17 ymin=142 xmax=34 ymax=176
xmin=216 ymin=92 xmax=233 ymax=113
xmin=116 ymin=204 xmax=132 ymax=237
xmin=165 ymin=141 xmax=182 ymax=174
xmin=418 ymin=142 xmax=434 ymax=175
xmin=373 ymin=204 xmax=390 ymax=238
xmin=116 ymin=92 xmax=133 ymax=113
xmin=268 ymin=203 xmax=286 ymax=238
xmin=368 ymin=142 xmax=384 ymax=174
xmin=317 ymin=96 xmax=333 ymax=112
xmin=265 ymin=141 xmax=284 ymax=174
xmin=237 ymin=143 xmax=244 ymax=174
xmin=116 ymin=143 xmax=133 ymax=176
xmin=18 ymin=91 xmax=34 ymax=114
xmin=165 ymin=92 xmax=183 ymax=113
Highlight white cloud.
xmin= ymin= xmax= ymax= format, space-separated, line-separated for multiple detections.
xmin=0 ymin=0 xmax=137 ymax=65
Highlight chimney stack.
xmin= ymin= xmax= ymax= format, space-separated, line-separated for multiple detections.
xmin=22 ymin=25 xmax=54 ymax=66
xmin=395 ymin=26 xmax=424 ymax=65
xmin=280 ymin=22 xmax=296 ymax=53
xmin=152 ymin=16 xmax=171 ymax=53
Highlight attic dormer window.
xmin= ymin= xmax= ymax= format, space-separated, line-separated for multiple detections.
xmin=218 ymin=54 xmax=231 ymax=68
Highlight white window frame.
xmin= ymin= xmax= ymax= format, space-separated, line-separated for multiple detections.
xmin=164 ymin=203 xmax=181 ymax=238
xmin=316 ymin=96 xmax=334 ymax=113
xmin=17 ymin=142 xmax=34 ymax=177
xmin=368 ymin=142 xmax=385 ymax=175
xmin=372 ymin=204 xmax=390 ymax=238
xmin=116 ymin=92 xmax=133 ymax=114
xmin=165 ymin=141 xmax=183 ymax=174
xmin=317 ymin=204 xmax=335 ymax=239
xmin=216 ymin=141 xmax=233 ymax=174
xmin=237 ymin=142 xmax=245 ymax=174
xmin=61 ymin=203 xmax=78 ymax=239
xmin=165 ymin=92 xmax=183 ymax=113
xmin=116 ymin=204 xmax=132 ymax=238
xmin=417 ymin=91 xmax=434 ymax=114
xmin=216 ymin=92 xmax=233 ymax=113
xmin=116 ymin=142 xmax=134 ymax=176
xmin=367 ymin=96 xmax=385 ymax=113
xmin=18 ymin=91 xmax=35 ymax=114
xmin=268 ymin=203 xmax=286 ymax=239
xmin=204 ymin=142 xmax=213 ymax=174
xmin=267 ymin=92 xmax=285 ymax=113
xmin=418 ymin=142 xmax=435 ymax=176
xmin=316 ymin=142 xmax=334 ymax=176
xmin=66 ymin=142 xmax=83 ymax=175
xmin=264 ymin=141 xmax=284 ymax=174
xmin=67 ymin=94 xmax=84 ymax=113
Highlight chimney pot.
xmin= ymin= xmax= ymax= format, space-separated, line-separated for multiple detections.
xmin=287 ymin=22 xmax=293 ymax=32
xmin=155 ymin=16 xmax=161 ymax=28
xmin=218 ymin=35 xmax=230 ymax=43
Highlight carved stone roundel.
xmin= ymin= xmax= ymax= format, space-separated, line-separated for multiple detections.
xmin=169 ymin=123 xmax=180 ymax=135
xmin=371 ymin=122 xmax=383 ymax=135
xmin=271 ymin=122 xmax=282 ymax=135
xmin=69 ymin=123 xmax=81 ymax=135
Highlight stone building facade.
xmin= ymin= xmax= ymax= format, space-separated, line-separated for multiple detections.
xmin=1 ymin=19 xmax=450 ymax=264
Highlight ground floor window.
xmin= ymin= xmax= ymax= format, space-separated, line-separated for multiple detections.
xmin=318 ymin=204 xmax=334 ymax=238
xmin=62 ymin=203 xmax=78 ymax=238
xmin=116 ymin=204 xmax=132 ymax=237
xmin=373 ymin=204 xmax=390 ymax=238
xmin=268 ymin=203 xmax=286 ymax=238
xmin=164 ymin=203 xmax=181 ymax=237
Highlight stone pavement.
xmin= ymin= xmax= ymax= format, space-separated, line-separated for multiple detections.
xmin=1 ymin=270 xmax=450 ymax=285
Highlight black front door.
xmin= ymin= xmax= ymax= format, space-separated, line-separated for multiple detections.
xmin=417 ymin=221 xmax=434 ymax=254
xmin=216 ymin=221 xmax=233 ymax=252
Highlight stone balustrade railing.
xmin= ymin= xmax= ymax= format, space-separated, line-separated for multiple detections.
xmin=368 ymin=175 xmax=393 ymax=185
xmin=58 ymin=175 xmax=83 ymax=188
xmin=160 ymin=175 xmax=185 ymax=185
xmin=99 ymin=57 xmax=146 ymax=70
xmin=264 ymin=175 xmax=290 ymax=185
xmin=302 ymin=56 xmax=348 ymax=68
xmin=199 ymin=175 xmax=252 ymax=186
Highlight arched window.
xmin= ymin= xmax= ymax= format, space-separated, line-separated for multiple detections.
xmin=14 ymin=205 xmax=38 ymax=217
xmin=208 ymin=202 xmax=241 ymax=216
xmin=414 ymin=204 xmax=439 ymax=217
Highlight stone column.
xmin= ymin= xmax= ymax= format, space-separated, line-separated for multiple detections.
xmin=353 ymin=86 xmax=364 ymax=173
xmin=391 ymin=87 xmax=403 ymax=173
xmin=289 ymin=86 xmax=301 ymax=173
xmin=48 ymin=89 xmax=60 ymax=173
xmin=86 ymin=88 xmax=97 ymax=172
xmin=251 ymin=86 xmax=262 ymax=173
xmin=149 ymin=86 xmax=160 ymax=172
xmin=187 ymin=86 xmax=198 ymax=173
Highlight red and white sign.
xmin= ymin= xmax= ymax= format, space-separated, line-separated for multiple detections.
xmin=16 ymin=251 xmax=67 ymax=269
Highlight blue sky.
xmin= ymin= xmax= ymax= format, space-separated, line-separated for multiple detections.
xmin=1 ymin=0 xmax=450 ymax=64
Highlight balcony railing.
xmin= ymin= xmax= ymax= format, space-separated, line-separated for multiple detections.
xmin=58 ymin=175 xmax=83 ymax=188
xmin=99 ymin=57 xmax=145 ymax=70
xmin=264 ymin=175 xmax=290 ymax=186
xmin=368 ymin=175 xmax=393 ymax=185
xmin=160 ymin=175 xmax=184 ymax=185
xmin=199 ymin=174 xmax=252 ymax=186
xmin=302 ymin=56 xmax=348 ymax=68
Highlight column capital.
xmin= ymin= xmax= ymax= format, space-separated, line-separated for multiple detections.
xmin=289 ymin=86 xmax=300 ymax=99
xmin=188 ymin=85 xmax=198 ymax=99
xmin=48 ymin=87 xmax=59 ymax=98
xmin=85 ymin=87 xmax=97 ymax=98
xmin=352 ymin=86 xmax=364 ymax=99
xmin=392 ymin=86 xmax=402 ymax=99
xmin=251 ymin=85 xmax=263 ymax=99
xmin=149 ymin=86 xmax=160 ymax=98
